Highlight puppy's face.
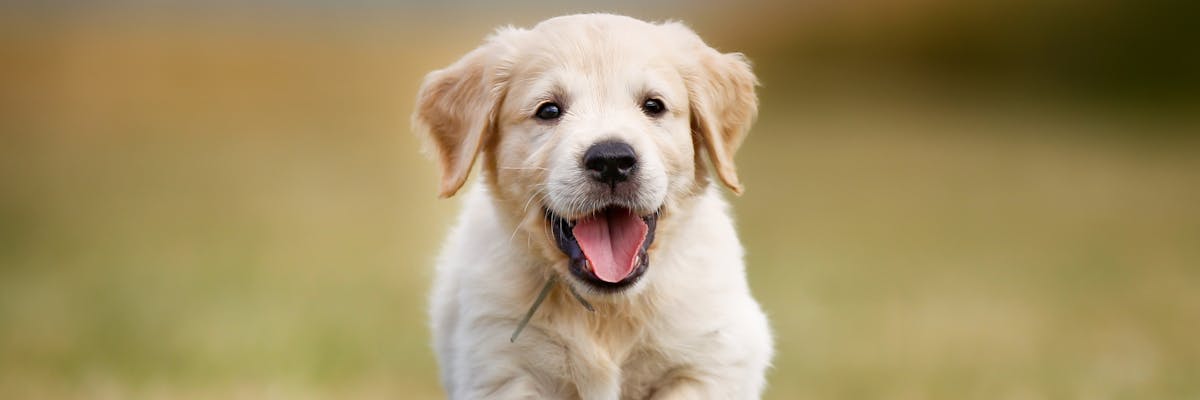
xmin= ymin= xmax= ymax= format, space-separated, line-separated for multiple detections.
xmin=415 ymin=14 xmax=757 ymax=295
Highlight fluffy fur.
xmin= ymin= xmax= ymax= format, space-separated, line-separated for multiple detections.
xmin=414 ymin=14 xmax=773 ymax=399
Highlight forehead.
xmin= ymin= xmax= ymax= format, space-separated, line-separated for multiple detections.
xmin=503 ymin=19 xmax=686 ymax=100
xmin=528 ymin=19 xmax=665 ymax=69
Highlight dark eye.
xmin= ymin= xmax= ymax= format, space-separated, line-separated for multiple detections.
xmin=641 ymin=98 xmax=666 ymax=116
xmin=535 ymin=103 xmax=561 ymax=120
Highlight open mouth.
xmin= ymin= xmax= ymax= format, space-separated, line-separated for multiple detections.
xmin=548 ymin=206 xmax=658 ymax=292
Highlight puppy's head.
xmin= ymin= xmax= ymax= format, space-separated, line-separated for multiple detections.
xmin=414 ymin=14 xmax=757 ymax=295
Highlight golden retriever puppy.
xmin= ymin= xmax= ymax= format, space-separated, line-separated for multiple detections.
xmin=414 ymin=13 xmax=772 ymax=400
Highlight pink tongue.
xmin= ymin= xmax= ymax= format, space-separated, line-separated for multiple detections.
xmin=572 ymin=208 xmax=649 ymax=283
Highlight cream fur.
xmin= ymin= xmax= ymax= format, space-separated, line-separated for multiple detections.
xmin=416 ymin=14 xmax=773 ymax=400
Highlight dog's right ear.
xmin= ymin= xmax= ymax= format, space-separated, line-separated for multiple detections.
xmin=413 ymin=29 xmax=521 ymax=198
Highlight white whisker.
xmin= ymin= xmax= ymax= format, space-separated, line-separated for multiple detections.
xmin=498 ymin=166 xmax=549 ymax=171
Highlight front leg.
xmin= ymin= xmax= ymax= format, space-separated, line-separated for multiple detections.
xmin=457 ymin=375 xmax=543 ymax=400
xmin=652 ymin=298 xmax=773 ymax=400
xmin=646 ymin=326 xmax=772 ymax=400
xmin=455 ymin=339 xmax=621 ymax=400
xmin=649 ymin=377 xmax=709 ymax=400
xmin=649 ymin=374 xmax=762 ymax=400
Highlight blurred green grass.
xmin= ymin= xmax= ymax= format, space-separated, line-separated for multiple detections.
xmin=2 ymin=2 xmax=1199 ymax=399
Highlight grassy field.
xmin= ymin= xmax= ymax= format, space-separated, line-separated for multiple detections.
xmin=2 ymin=4 xmax=1199 ymax=399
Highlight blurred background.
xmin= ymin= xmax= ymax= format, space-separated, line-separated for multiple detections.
xmin=1 ymin=0 xmax=1198 ymax=399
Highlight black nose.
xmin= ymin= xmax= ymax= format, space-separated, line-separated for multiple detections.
xmin=583 ymin=141 xmax=637 ymax=185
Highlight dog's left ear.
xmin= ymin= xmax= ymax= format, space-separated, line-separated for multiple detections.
xmin=673 ymin=25 xmax=759 ymax=195
xmin=413 ymin=28 xmax=521 ymax=198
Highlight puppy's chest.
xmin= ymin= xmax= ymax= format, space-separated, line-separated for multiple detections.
xmin=617 ymin=345 xmax=682 ymax=399
xmin=549 ymin=322 xmax=693 ymax=399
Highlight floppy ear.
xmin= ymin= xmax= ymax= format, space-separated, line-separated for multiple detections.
xmin=413 ymin=31 xmax=518 ymax=198
xmin=681 ymin=36 xmax=759 ymax=195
